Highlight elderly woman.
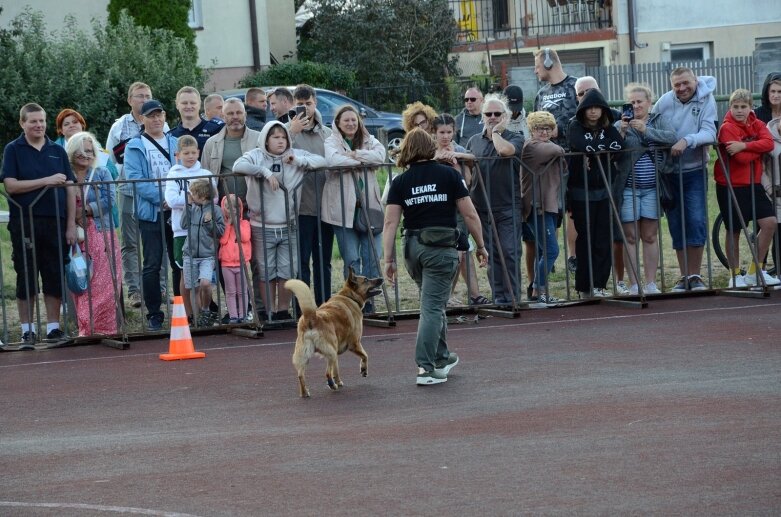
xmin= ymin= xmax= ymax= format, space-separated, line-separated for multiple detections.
xmin=66 ymin=132 xmax=122 ymax=335
xmin=323 ymin=104 xmax=386 ymax=314
xmin=383 ymin=128 xmax=488 ymax=385
xmin=466 ymin=93 xmax=525 ymax=307
xmin=614 ymin=83 xmax=677 ymax=295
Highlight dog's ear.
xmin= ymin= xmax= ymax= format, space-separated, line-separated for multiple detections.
xmin=347 ymin=266 xmax=356 ymax=284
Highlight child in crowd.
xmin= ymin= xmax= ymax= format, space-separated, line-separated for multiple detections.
xmin=714 ymin=88 xmax=779 ymax=287
xmin=567 ymin=89 xmax=625 ymax=298
xmin=522 ymin=111 xmax=566 ymax=304
xmin=164 ymin=135 xmax=217 ymax=319
xmin=181 ymin=179 xmax=225 ymax=326
xmin=232 ymin=121 xmax=326 ymax=321
xmin=431 ymin=113 xmax=489 ymax=307
xmin=219 ymin=194 xmax=252 ymax=323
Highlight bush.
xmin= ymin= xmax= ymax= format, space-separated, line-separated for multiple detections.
xmin=239 ymin=61 xmax=357 ymax=95
xmin=0 ymin=8 xmax=205 ymax=145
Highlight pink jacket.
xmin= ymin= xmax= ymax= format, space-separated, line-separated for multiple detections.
xmin=219 ymin=197 xmax=252 ymax=267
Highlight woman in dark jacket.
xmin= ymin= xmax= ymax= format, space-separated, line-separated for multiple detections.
xmin=567 ymin=89 xmax=625 ymax=298
xmin=755 ymin=72 xmax=781 ymax=124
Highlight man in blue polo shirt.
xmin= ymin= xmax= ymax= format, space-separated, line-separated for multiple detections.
xmin=169 ymin=86 xmax=224 ymax=155
xmin=1 ymin=103 xmax=77 ymax=347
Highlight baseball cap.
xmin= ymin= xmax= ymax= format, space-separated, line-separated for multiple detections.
xmin=141 ymin=99 xmax=165 ymax=116
xmin=504 ymin=85 xmax=524 ymax=111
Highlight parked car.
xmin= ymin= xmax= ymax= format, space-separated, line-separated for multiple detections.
xmin=215 ymin=87 xmax=404 ymax=153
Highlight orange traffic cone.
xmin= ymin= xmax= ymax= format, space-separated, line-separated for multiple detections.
xmin=160 ymin=296 xmax=206 ymax=361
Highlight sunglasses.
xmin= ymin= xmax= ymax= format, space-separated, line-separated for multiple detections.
xmin=463 ymin=97 xmax=478 ymax=103
xmin=576 ymin=88 xmax=594 ymax=98
xmin=483 ymin=111 xmax=504 ymax=118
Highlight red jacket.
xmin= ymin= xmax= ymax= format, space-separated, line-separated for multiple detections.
xmin=714 ymin=111 xmax=774 ymax=186
xmin=218 ymin=197 xmax=252 ymax=267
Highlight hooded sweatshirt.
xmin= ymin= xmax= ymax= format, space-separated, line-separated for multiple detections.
xmin=454 ymin=109 xmax=484 ymax=146
xmin=181 ymin=198 xmax=225 ymax=259
xmin=164 ymin=160 xmax=217 ymax=237
xmin=232 ymin=120 xmax=327 ymax=228
xmin=755 ymin=72 xmax=781 ymax=124
xmin=713 ymin=110 xmax=774 ymax=187
xmin=763 ymin=117 xmax=781 ymax=219
xmin=652 ymin=75 xmax=717 ymax=172
xmin=219 ymin=196 xmax=252 ymax=267
xmin=567 ymin=89 xmax=625 ymax=196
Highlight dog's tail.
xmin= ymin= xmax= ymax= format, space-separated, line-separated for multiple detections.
xmin=284 ymin=279 xmax=317 ymax=318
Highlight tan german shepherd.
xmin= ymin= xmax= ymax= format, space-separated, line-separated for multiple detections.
xmin=284 ymin=269 xmax=383 ymax=398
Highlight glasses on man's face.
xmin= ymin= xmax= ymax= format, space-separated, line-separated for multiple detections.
xmin=483 ymin=111 xmax=504 ymax=118
xmin=576 ymin=88 xmax=593 ymax=98
xmin=534 ymin=127 xmax=553 ymax=133
xmin=464 ymin=97 xmax=478 ymax=103
xmin=132 ymin=94 xmax=152 ymax=100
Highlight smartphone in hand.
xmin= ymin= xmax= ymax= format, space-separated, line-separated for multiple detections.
xmin=295 ymin=105 xmax=306 ymax=118
xmin=622 ymin=103 xmax=634 ymax=120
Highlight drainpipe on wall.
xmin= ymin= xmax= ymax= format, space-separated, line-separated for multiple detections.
xmin=249 ymin=0 xmax=261 ymax=72
xmin=627 ymin=0 xmax=637 ymax=81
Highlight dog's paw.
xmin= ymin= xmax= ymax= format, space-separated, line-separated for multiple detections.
xmin=361 ymin=367 xmax=368 ymax=377
xmin=327 ymin=378 xmax=338 ymax=390
xmin=300 ymin=390 xmax=310 ymax=398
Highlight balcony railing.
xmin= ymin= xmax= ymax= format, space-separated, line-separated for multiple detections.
xmin=450 ymin=0 xmax=612 ymax=43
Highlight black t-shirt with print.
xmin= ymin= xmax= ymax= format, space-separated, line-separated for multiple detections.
xmin=386 ymin=160 xmax=469 ymax=230
xmin=534 ymin=75 xmax=578 ymax=150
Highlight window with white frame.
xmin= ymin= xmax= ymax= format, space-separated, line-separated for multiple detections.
xmin=188 ymin=0 xmax=203 ymax=29
xmin=670 ymin=43 xmax=711 ymax=63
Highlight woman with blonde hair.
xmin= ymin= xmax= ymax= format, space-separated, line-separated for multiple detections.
xmin=401 ymin=101 xmax=438 ymax=133
xmin=66 ymin=132 xmax=122 ymax=335
xmin=323 ymin=104 xmax=387 ymax=314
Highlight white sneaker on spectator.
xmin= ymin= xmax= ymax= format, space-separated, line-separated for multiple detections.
xmin=744 ymin=270 xmax=781 ymax=286
xmin=644 ymin=282 xmax=661 ymax=294
xmin=628 ymin=284 xmax=639 ymax=295
xmin=729 ymin=275 xmax=748 ymax=288
xmin=592 ymin=288 xmax=608 ymax=297
xmin=615 ymin=281 xmax=630 ymax=295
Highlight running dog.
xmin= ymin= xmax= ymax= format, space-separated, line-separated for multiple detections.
xmin=284 ymin=269 xmax=383 ymax=398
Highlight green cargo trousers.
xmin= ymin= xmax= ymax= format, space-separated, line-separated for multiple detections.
xmin=403 ymin=235 xmax=460 ymax=372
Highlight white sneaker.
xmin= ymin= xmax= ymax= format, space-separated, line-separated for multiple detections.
xmin=745 ymin=270 xmax=781 ymax=286
xmin=628 ymin=284 xmax=639 ymax=295
xmin=615 ymin=281 xmax=630 ymax=295
xmin=644 ymin=282 xmax=661 ymax=294
xmin=729 ymin=274 xmax=748 ymax=288
xmin=592 ymin=288 xmax=608 ymax=298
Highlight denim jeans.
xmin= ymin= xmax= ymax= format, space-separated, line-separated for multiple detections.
xmin=139 ymin=219 xmax=164 ymax=323
xmin=666 ymin=169 xmax=707 ymax=250
xmin=529 ymin=211 xmax=560 ymax=290
xmin=403 ymin=235 xmax=459 ymax=372
xmin=334 ymin=226 xmax=382 ymax=280
xmin=298 ymin=215 xmax=334 ymax=305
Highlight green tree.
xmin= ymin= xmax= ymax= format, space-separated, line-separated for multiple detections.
xmin=239 ymin=61 xmax=357 ymax=94
xmin=0 ymin=8 xmax=204 ymax=145
xmin=298 ymin=0 xmax=460 ymax=110
xmin=107 ymin=0 xmax=195 ymax=54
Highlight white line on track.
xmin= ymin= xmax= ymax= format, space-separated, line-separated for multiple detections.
xmin=2 ymin=301 xmax=779 ymax=370
xmin=0 ymin=501 xmax=202 ymax=516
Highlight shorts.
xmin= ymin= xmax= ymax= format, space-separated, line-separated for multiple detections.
xmin=182 ymin=256 xmax=215 ymax=288
xmin=521 ymin=221 xmax=535 ymax=242
xmin=251 ymin=225 xmax=298 ymax=282
xmin=9 ymin=216 xmax=69 ymax=300
xmin=173 ymin=236 xmax=186 ymax=269
xmin=621 ymin=187 xmax=659 ymax=223
xmin=716 ymin=184 xmax=775 ymax=231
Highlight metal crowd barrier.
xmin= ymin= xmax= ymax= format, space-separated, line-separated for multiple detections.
xmin=2 ymin=147 xmax=779 ymax=349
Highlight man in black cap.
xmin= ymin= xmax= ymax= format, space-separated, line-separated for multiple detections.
xmin=504 ymin=84 xmax=528 ymax=137
xmin=123 ymin=99 xmax=180 ymax=331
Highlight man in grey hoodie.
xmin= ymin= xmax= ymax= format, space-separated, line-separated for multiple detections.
xmin=653 ymin=67 xmax=717 ymax=292
xmin=454 ymin=86 xmax=484 ymax=146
